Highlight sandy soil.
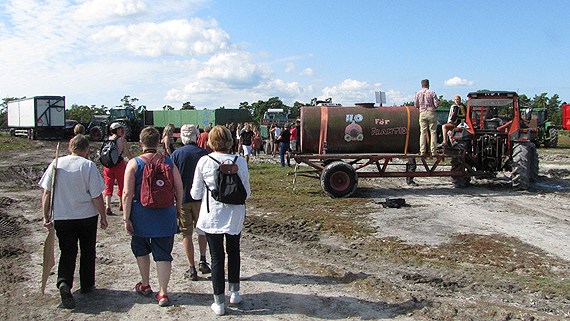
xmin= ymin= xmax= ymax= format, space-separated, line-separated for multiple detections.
xmin=0 ymin=138 xmax=569 ymax=320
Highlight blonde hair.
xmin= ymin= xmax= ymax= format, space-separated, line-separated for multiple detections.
xmin=73 ymin=124 xmax=85 ymax=135
xmin=163 ymin=123 xmax=175 ymax=138
xmin=140 ymin=126 xmax=160 ymax=148
xmin=68 ymin=134 xmax=89 ymax=153
xmin=207 ymin=125 xmax=233 ymax=152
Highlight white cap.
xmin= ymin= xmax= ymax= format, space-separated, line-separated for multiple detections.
xmin=110 ymin=122 xmax=124 ymax=130
xmin=180 ymin=124 xmax=198 ymax=144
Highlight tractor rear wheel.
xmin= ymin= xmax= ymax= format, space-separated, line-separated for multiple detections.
xmin=321 ymin=161 xmax=358 ymax=198
xmin=117 ymin=121 xmax=132 ymax=141
xmin=512 ymin=142 xmax=531 ymax=190
xmin=89 ymin=126 xmax=103 ymax=142
xmin=546 ymin=127 xmax=558 ymax=148
xmin=529 ymin=143 xmax=539 ymax=183
xmin=451 ymin=141 xmax=470 ymax=188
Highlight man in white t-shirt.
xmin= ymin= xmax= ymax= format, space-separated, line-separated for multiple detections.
xmin=39 ymin=134 xmax=107 ymax=309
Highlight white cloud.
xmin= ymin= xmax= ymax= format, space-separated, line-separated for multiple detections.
xmin=444 ymin=76 xmax=475 ymax=87
xmin=91 ymin=18 xmax=230 ymax=57
xmin=299 ymin=68 xmax=313 ymax=77
xmin=285 ymin=62 xmax=295 ymax=73
xmin=385 ymin=90 xmax=414 ymax=105
xmin=321 ymin=79 xmax=378 ymax=105
xmin=74 ymin=0 xmax=146 ymax=22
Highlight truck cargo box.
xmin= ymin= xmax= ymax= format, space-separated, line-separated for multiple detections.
xmin=7 ymin=96 xmax=65 ymax=139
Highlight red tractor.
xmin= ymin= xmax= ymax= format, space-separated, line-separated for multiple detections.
xmin=451 ymin=91 xmax=538 ymax=189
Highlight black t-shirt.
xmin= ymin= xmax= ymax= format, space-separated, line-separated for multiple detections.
xmin=240 ymin=131 xmax=254 ymax=145
xmin=280 ymin=129 xmax=291 ymax=143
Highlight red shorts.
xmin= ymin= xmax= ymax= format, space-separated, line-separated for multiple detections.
xmin=103 ymin=159 xmax=127 ymax=197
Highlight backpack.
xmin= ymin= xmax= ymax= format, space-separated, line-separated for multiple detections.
xmin=206 ymin=155 xmax=247 ymax=210
xmin=100 ymin=139 xmax=120 ymax=168
xmin=139 ymin=153 xmax=175 ymax=209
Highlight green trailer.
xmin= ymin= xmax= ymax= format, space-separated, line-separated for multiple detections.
xmin=145 ymin=109 xmax=252 ymax=131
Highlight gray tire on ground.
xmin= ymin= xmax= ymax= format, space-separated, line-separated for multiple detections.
xmin=321 ymin=161 xmax=358 ymax=198
xmin=512 ymin=142 xmax=531 ymax=190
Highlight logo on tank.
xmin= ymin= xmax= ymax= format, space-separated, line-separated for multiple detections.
xmin=345 ymin=114 xmax=364 ymax=142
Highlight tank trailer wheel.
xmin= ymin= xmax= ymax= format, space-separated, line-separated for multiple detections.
xmin=320 ymin=161 xmax=358 ymax=198
xmin=89 ymin=126 xmax=103 ymax=142
xmin=512 ymin=142 xmax=531 ymax=190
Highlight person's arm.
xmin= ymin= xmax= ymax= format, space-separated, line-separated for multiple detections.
xmin=41 ymin=189 xmax=53 ymax=230
xmin=122 ymin=159 xmax=137 ymax=235
xmin=433 ymin=92 xmax=440 ymax=108
xmin=414 ymin=92 xmax=420 ymax=109
xmin=92 ymin=194 xmax=108 ymax=229
xmin=190 ymin=160 xmax=205 ymax=200
xmin=172 ymin=164 xmax=184 ymax=218
xmin=119 ymin=137 xmax=133 ymax=159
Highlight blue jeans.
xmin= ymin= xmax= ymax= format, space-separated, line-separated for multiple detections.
xmin=206 ymin=233 xmax=241 ymax=295
xmin=279 ymin=142 xmax=290 ymax=167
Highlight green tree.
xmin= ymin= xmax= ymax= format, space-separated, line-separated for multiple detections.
xmin=66 ymin=104 xmax=108 ymax=124
xmin=0 ymin=97 xmax=21 ymax=129
xmin=181 ymin=102 xmax=195 ymax=110
xmin=162 ymin=105 xmax=174 ymax=110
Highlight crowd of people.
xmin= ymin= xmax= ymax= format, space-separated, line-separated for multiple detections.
xmin=39 ymin=78 xmax=462 ymax=314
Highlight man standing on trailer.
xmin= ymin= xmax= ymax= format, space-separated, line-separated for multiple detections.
xmin=414 ymin=79 xmax=440 ymax=156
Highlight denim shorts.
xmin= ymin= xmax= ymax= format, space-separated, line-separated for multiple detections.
xmin=131 ymin=235 xmax=174 ymax=262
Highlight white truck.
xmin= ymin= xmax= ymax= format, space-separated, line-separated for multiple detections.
xmin=8 ymin=96 xmax=66 ymax=140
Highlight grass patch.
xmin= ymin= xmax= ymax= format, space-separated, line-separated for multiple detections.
xmin=247 ymin=163 xmax=375 ymax=238
xmin=0 ymin=136 xmax=32 ymax=152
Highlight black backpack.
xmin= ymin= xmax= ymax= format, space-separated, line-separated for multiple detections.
xmin=100 ymin=139 xmax=120 ymax=168
xmin=206 ymin=155 xmax=247 ymax=211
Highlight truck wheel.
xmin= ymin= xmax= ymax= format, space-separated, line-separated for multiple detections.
xmin=89 ymin=126 xmax=103 ymax=142
xmin=9 ymin=129 xmax=15 ymax=136
xmin=529 ymin=143 xmax=539 ymax=183
xmin=321 ymin=161 xmax=358 ymax=198
xmin=27 ymin=129 xmax=36 ymax=140
xmin=512 ymin=142 xmax=531 ymax=190
xmin=548 ymin=127 xmax=558 ymax=148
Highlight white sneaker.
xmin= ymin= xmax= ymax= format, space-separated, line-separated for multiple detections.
xmin=211 ymin=302 xmax=225 ymax=315
xmin=230 ymin=291 xmax=242 ymax=304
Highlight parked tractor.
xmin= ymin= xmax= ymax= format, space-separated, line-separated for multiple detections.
xmin=528 ymin=108 xmax=558 ymax=148
xmin=450 ymin=91 xmax=538 ymax=190
xmin=87 ymin=107 xmax=144 ymax=142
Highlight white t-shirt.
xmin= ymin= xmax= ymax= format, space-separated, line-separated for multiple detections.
xmin=39 ymin=155 xmax=106 ymax=221
xmin=191 ymin=153 xmax=251 ymax=235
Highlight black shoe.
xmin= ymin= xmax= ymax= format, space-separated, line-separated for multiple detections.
xmin=407 ymin=181 xmax=418 ymax=187
xmin=185 ymin=267 xmax=198 ymax=281
xmin=59 ymin=283 xmax=76 ymax=309
xmin=199 ymin=261 xmax=211 ymax=274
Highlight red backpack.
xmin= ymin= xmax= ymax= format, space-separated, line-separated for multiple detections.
xmin=140 ymin=153 xmax=175 ymax=208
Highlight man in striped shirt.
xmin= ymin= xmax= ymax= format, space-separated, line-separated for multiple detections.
xmin=414 ymin=79 xmax=440 ymax=156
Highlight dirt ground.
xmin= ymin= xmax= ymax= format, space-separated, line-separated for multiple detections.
xmin=0 ymin=137 xmax=569 ymax=320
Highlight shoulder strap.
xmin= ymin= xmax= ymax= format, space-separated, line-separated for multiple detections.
xmin=233 ymin=156 xmax=238 ymax=164
xmin=208 ymin=155 xmax=221 ymax=165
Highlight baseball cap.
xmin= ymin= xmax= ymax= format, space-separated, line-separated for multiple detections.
xmin=110 ymin=122 xmax=124 ymax=130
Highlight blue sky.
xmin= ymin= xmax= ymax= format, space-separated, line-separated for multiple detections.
xmin=0 ymin=0 xmax=568 ymax=110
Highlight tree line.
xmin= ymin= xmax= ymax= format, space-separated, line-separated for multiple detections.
xmin=1 ymin=92 xmax=567 ymax=129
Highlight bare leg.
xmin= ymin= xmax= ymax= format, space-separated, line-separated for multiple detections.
xmin=105 ymin=195 xmax=112 ymax=210
xmin=136 ymin=255 xmax=151 ymax=286
xmin=198 ymin=234 xmax=208 ymax=257
xmin=156 ymin=261 xmax=171 ymax=296
xmin=182 ymin=235 xmax=195 ymax=268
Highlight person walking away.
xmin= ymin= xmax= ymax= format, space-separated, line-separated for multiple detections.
xmin=414 ymin=79 xmax=440 ymax=156
xmin=171 ymin=124 xmax=211 ymax=281
xmin=161 ymin=123 xmax=176 ymax=156
xmin=39 ymin=134 xmax=108 ymax=309
xmin=239 ymin=123 xmax=254 ymax=163
xmin=191 ymin=125 xmax=251 ymax=316
xmin=278 ymin=124 xmax=291 ymax=167
xmin=272 ymin=124 xmax=281 ymax=157
xmin=197 ymin=125 xmax=212 ymax=152
xmin=439 ymin=95 xmax=466 ymax=147
xmin=103 ymin=122 xmax=133 ymax=216
xmin=289 ymin=121 xmax=299 ymax=153
xmin=252 ymin=127 xmax=262 ymax=156
xmin=122 ymin=127 xmax=184 ymax=307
